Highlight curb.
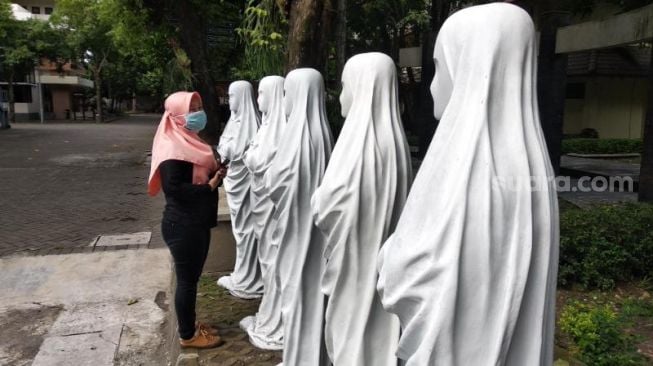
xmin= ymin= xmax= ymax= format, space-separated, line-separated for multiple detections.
xmin=166 ymin=261 xmax=182 ymax=366
xmin=566 ymin=153 xmax=641 ymax=159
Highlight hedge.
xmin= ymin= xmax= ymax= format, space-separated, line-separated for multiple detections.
xmin=559 ymin=203 xmax=653 ymax=290
xmin=561 ymin=138 xmax=643 ymax=155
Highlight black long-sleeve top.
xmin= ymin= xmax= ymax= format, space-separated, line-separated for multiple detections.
xmin=159 ymin=159 xmax=218 ymax=228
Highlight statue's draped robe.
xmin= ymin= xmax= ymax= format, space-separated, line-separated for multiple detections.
xmin=311 ymin=53 xmax=412 ymax=366
xmin=217 ymin=81 xmax=263 ymax=299
xmin=240 ymin=76 xmax=286 ymax=349
xmin=265 ymin=69 xmax=333 ymax=366
xmin=377 ymin=4 xmax=560 ymax=366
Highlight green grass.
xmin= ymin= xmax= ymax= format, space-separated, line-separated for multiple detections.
xmin=621 ymin=297 xmax=653 ymax=318
xmin=195 ymin=273 xmax=261 ymax=327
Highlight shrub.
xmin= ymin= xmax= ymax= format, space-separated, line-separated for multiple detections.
xmin=565 ymin=128 xmax=600 ymax=139
xmin=560 ymin=301 xmax=647 ymax=366
xmin=559 ymin=203 xmax=653 ymax=290
xmin=561 ymin=138 xmax=643 ymax=154
xmin=579 ymin=128 xmax=600 ymax=139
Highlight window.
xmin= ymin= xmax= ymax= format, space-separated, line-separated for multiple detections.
xmin=566 ymin=82 xmax=586 ymax=99
xmin=45 ymin=7 xmax=53 ymax=15
xmin=31 ymin=6 xmax=40 ymax=14
xmin=0 ymin=85 xmax=32 ymax=103
xmin=14 ymin=85 xmax=33 ymax=103
xmin=0 ymin=87 xmax=8 ymax=102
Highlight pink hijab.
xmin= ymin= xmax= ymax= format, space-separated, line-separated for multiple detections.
xmin=148 ymin=91 xmax=218 ymax=196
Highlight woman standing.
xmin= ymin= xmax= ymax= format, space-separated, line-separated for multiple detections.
xmin=148 ymin=91 xmax=227 ymax=349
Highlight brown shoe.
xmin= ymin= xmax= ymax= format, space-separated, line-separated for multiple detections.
xmin=196 ymin=321 xmax=219 ymax=336
xmin=179 ymin=328 xmax=224 ymax=349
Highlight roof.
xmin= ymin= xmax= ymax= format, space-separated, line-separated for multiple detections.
xmin=10 ymin=4 xmax=32 ymax=20
xmin=567 ymin=45 xmax=651 ymax=77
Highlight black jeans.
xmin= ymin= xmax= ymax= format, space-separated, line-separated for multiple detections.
xmin=161 ymin=219 xmax=211 ymax=340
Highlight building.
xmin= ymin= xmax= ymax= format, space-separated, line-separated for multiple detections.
xmin=559 ymin=2 xmax=651 ymax=140
xmin=564 ymin=45 xmax=649 ymax=139
xmin=15 ymin=1 xmax=53 ymax=20
xmin=0 ymin=1 xmax=94 ymax=121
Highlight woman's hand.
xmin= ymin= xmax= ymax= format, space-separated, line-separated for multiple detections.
xmin=208 ymin=170 xmax=222 ymax=191
xmin=208 ymin=164 xmax=228 ymax=191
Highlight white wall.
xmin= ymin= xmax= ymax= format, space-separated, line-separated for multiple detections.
xmin=17 ymin=0 xmax=55 ymax=17
xmin=564 ymin=77 xmax=647 ymax=139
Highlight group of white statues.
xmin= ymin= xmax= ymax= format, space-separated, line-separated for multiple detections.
xmin=216 ymin=4 xmax=559 ymax=366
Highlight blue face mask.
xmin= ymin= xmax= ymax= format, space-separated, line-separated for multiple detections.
xmin=184 ymin=110 xmax=207 ymax=132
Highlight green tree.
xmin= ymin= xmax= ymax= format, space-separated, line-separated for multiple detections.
xmin=51 ymin=0 xmax=118 ymax=123
xmin=347 ymin=0 xmax=430 ymax=59
xmin=104 ymin=4 xmax=174 ymax=108
xmin=123 ymin=0 xmax=243 ymax=142
xmin=0 ymin=1 xmax=32 ymax=123
xmin=0 ymin=1 xmax=68 ymax=123
xmin=0 ymin=19 xmax=33 ymax=123
xmin=234 ymin=0 xmax=287 ymax=79
xmin=112 ymin=0 xmax=178 ymax=97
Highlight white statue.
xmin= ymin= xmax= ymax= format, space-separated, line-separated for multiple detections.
xmin=239 ymin=76 xmax=286 ymax=350
xmin=265 ymin=68 xmax=333 ymax=366
xmin=311 ymin=52 xmax=412 ymax=366
xmin=216 ymin=80 xmax=264 ymax=299
xmin=377 ymin=4 xmax=559 ymax=365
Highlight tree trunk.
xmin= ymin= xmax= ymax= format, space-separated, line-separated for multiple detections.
xmin=536 ymin=6 xmax=570 ymax=175
xmin=8 ymin=72 xmax=15 ymax=123
xmin=94 ymin=70 xmax=103 ymax=123
xmin=107 ymin=82 xmax=113 ymax=113
xmin=175 ymin=0 xmax=221 ymax=144
xmin=638 ymin=46 xmax=653 ymax=202
xmin=286 ymin=0 xmax=335 ymax=73
xmin=137 ymin=0 xmax=222 ymax=142
xmin=416 ymin=0 xmax=449 ymax=158
xmin=391 ymin=27 xmax=400 ymax=61
xmin=381 ymin=24 xmax=391 ymax=56
xmin=335 ymin=0 xmax=347 ymax=80
xmin=0 ymin=71 xmax=6 ymax=128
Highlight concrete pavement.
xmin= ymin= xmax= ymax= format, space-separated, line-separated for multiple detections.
xmin=0 ymin=116 xmax=271 ymax=365
xmin=0 ymin=116 xmax=175 ymax=365
xmin=0 ymin=248 xmax=173 ymax=365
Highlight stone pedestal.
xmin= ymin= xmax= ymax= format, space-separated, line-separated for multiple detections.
xmin=204 ymin=188 xmax=236 ymax=273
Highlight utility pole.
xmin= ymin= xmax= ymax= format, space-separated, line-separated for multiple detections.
xmin=639 ymin=44 xmax=653 ymax=202
xmin=537 ymin=7 xmax=570 ymax=175
xmin=0 ymin=85 xmax=6 ymax=129
xmin=0 ymin=61 xmax=8 ymax=129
